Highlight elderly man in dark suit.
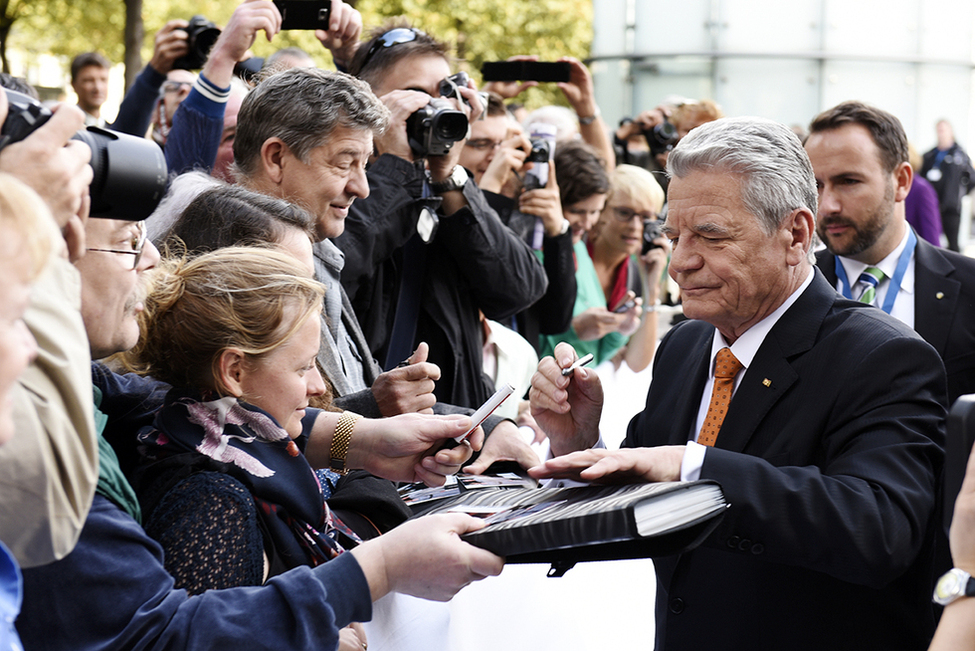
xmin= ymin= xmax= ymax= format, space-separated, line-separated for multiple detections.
xmin=807 ymin=101 xmax=975 ymax=406
xmin=528 ymin=116 xmax=946 ymax=650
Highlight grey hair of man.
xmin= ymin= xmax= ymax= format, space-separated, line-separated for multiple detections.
xmin=232 ymin=67 xmax=390 ymax=180
xmin=667 ymin=116 xmax=819 ymax=238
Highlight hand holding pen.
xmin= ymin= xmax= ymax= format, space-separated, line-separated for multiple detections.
xmin=371 ymin=342 xmax=442 ymax=417
xmin=528 ymin=344 xmax=604 ymax=458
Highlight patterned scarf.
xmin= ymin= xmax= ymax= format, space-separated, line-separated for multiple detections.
xmin=139 ymin=389 xmax=354 ymax=570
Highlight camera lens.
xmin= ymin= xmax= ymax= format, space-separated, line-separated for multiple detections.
xmin=0 ymin=89 xmax=168 ymax=221
xmin=74 ymin=128 xmax=168 ymax=221
xmin=433 ymin=112 xmax=468 ymax=141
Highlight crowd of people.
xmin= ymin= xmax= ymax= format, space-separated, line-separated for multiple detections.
xmin=3 ymin=0 xmax=975 ymax=649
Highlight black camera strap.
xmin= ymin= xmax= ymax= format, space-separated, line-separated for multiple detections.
xmin=382 ymin=180 xmax=436 ymax=370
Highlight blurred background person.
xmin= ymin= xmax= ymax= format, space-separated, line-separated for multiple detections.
xmin=70 ymin=52 xmax=110 ymax=127
xmin=584 ymin=164 xmax=668 ymax=373
xmin=907 ymin=142 xmax=943 ymax=247
xmin=921 ymin=119 xmax=975 ymax=252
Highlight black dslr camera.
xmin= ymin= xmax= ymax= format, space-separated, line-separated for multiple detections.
xmin=406 ymin=72 xmax=469 ymax=158
xmin=643 ymin=118 xmax=679 ymax=157
xmin=0 ymin=89 xmax=168 ymax=221
xmin=172 ymin=15 xmax=221 ymax=70
xmin=642 ymin=218 xmax=664 ymax=254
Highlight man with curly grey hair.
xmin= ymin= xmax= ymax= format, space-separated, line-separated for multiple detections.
xmin=530 ymin=116 xmax=945 ymax=650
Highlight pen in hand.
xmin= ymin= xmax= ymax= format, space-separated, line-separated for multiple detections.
xmin=561 ymin=353 xmax=594 ymax=376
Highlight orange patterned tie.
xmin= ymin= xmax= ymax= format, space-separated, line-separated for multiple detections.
xmin=698 ymin=347 xmax=743 ymax=447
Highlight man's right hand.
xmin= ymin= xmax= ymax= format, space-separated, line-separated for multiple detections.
xmin=148 ymin=20 xmax=190 ymax=74
xmin=529 ymin=342 xmax=603 ymax=457
xmin=203 ymin=0 xmax=282 ymax=88
xmin=374 ymin=90 xmax=431 ymax=161
xmin=0 ymin=92 xmax=92 ymax=229
xmin=371 ymin=341 xmax=441 ymax=416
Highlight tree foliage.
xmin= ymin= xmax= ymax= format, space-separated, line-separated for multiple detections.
xmin=7 ymin=0 xmax=592 ymax=109
xmin=356 ymin=0 xmax=593 ymax=108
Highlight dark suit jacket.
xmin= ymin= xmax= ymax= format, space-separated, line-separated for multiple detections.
xmin=626 ymin=270 xmax=946 ymax=650
xmin=817 ymin=236 xmax=975 ymax=404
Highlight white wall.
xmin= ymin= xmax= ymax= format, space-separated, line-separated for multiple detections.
xmin=592 ymin=0 xmax=975 ymax=152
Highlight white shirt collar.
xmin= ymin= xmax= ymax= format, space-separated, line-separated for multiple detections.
xmin=708 ymin=267 xmax=814 ymax=374
xmin=837 ymin=227 xmax=915 ymax=298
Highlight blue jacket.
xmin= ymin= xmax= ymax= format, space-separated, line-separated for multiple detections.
xmin=17 ymin=495 xmax=371 ymax=650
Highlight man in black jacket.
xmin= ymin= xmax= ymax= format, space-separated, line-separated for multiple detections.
xmin=921 ymin=119 xmax=975 ymax=252
xmin=339 ymin=23 xmax=548 ymax=409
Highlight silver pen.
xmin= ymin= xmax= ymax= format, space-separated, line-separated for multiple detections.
xmin=561 ymin=353 xmax=595 ymax=376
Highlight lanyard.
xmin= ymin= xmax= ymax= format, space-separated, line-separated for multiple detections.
xmin=834 ymin=228 xmax=916 ymax=314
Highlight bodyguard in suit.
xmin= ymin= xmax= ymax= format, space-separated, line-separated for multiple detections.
xmin=529 ymin=116 xmax=946 ymax=650
xmin=806 ymin=101 xmax=975 ymax=405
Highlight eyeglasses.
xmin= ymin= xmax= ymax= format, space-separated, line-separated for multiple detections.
xmin=359 ymin=28 xmax=419 ymax=72
xmin=612 ymin=206 xmax=656 ymax=223
xmin=87 ymin=221 xmax=148 ymax=270
xmin=163 ymin=80 xmax=193 ymax=94
xmin=465 ymin=139 xmax=502 ymax=152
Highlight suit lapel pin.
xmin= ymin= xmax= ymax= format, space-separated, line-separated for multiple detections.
xmin=762 ymin=378 xmax=772 ymax=388
xmin=936 ymin=291 xmax=945 ymax=300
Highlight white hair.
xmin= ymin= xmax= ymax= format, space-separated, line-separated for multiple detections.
xmin=147 ymin=171 xmax=225 ymax=244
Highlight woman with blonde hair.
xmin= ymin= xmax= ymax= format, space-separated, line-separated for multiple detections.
xmin=585 ymin=164 xmax=669 ymax=372
xmin=126 ymin=247 xmax=501 ymax=649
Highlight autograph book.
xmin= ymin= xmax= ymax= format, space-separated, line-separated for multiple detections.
xmin=413 ymin=480 xmax=727 ymax=576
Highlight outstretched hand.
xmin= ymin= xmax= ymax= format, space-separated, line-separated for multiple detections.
xmin=529 ymin=446 xmax=684 ymax=484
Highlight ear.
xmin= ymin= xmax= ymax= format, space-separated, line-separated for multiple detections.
xmin=215 ymin=348 xmax=247 ymax=398
xmin=259 ymin=138 xmax=291 ymax=186
xmin=893 ymin=161 xmax=913 ymax=203
xmin=784 ymin=207 xmax=815 ymax=266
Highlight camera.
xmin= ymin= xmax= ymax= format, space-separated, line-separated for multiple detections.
xmin=523 ymin=122 xmax=556 ymax=191
xmin=173 ymin=15 xmax=221 ymax=70
xmin=643 ymin=118 xmax=679 ymax=157
xmin=0 ymin=89 xmax=168 ymax=221
xmin=642 ymin=218 xmax=664 ymax=255
xmin=523 ymin=138 xmax=552 ymax=191
xmin=407 ymin=72 xmax=470 ymax=158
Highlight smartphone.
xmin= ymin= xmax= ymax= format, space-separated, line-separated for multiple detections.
xmin=454 ymin=384 xmax=516 ymax=443
xmin=273 ymin=0 xmax=331 ymax=30
xmin=613 ymin=299 xmax=636 ymax=314
xmin=481 ymin=61 xmax=571 ymax=83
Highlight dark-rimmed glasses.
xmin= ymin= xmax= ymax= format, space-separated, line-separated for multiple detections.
xmin=359 ymin=28 xmax=419 ymax=72
xmin=612 ymin=206 xmax=656 ymax=223
xmin=87 ymin=220 xmax=147 ymax=270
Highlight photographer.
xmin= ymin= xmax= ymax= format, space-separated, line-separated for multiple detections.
xmin=339 ymin=21 xmax=547 ymax=410
xmin=614 ymin=99 xmax=724 ymax=196
xmin=458 ymin=92 xmax=576 ymax=353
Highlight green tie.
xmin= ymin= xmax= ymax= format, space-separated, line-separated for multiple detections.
xmin=857 ymin=267 xmax=885 ymax=305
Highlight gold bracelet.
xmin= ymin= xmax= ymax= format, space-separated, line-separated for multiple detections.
xmin=331 ymin=411 xmax=362 ymax=475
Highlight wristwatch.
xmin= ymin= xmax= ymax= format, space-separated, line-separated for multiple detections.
xmin=933 ymin=568 xmax=975 ymax=605
xmin=428 ymin=165 xmax=469 ymax=194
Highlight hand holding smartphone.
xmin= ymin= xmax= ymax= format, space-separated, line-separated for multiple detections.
xmin=481 ymin=60 xmax=571 ymax=83
xmin=454 ymin=384 xmax=516 ymax=443
xmin=273 ymin=0 xmax=331 ymax=29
